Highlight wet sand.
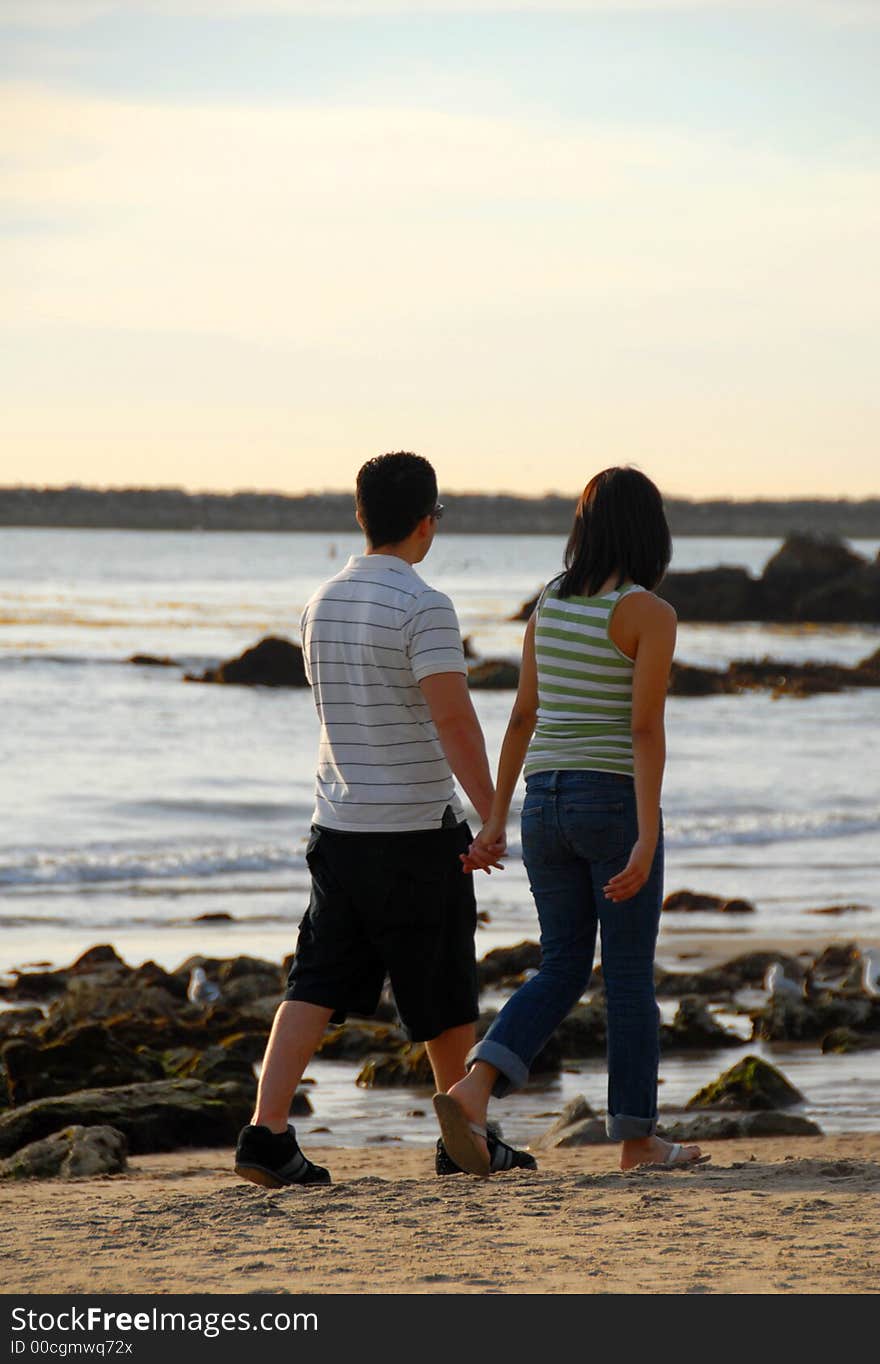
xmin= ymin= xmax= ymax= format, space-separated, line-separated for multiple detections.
xmin=3 ymin=1135 xmax=879 ymax=1295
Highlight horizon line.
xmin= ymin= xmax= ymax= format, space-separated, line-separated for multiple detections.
xmin=4 ymin=484 xmax=880 ymax=506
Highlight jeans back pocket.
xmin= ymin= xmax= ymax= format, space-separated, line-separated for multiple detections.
xmin=559 ymin=801 xmax=626 ymax=863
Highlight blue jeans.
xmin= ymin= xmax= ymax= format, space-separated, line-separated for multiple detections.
xmin=468 ymin=769 xmax=663 ymax=1140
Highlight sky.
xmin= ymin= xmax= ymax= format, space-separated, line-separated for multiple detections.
xmin=2 ymin=1 xmax=879 ymax=498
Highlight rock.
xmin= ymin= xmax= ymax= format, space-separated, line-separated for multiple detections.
xmin=161 ymin=1034 xmax=259 ymax=1090
xmin=237 ymin=998 xmax=280 ymax=1030
xmin=554 ymin=1000 xmax=607 ymax=1056
xmin=468 ymin=659 xmax=520 ymax=690
xmin=723 ymin=951 xmax=804 ymax=986
xmin=659 ymin=566 xmax=762 ymax=621
xmin=668 ymin=663 xmax=734 ymax=696
xmin=656 ymin=951 xmax=804 ymax=1000
xmin=663 ymin=894 xmax=753 ymax=916
xmin=858 ymin=645 xmax=880 ymax=674
xmin=660 ymin=998 xmax=743 ymax=1051
xmin=547 ymin=1118 xmax=610 ymax=1148
xmin=355 ymin=1044 xmax=434 ymax=1088
xmin=752 ymin=993 xmax=872 ymax=1043
xmin=530 ymin=1033 xmax=563 ymax=1076
xmin=477 ymin=940 xmax=542 ymax=987
xmin=686 ymin=1056 xmax=804 ymax=1111
xmin=657 ymin=1114 xmax=742 ymax=1142
xmin=185 ymin=636 xmax=307 ymax=687
xmin=193 ymin=912 xmax=235 ymax=922
xmin=793 ymin=562 xmax=880 ymax=624
xmin=726 ymin=659 xmax=879 ymax=698
xmin=532 ymin=1096 xmax=597 ymax=1149
xmin=820 ymin=1027 xmax=880 ymax=1055
xmin=0 ymin=1008 xmax=43 ymax=1043
xmin=736 ymin=1111 xmax=821 ymax=1137
xmin=662 ymin=889 xmax=756 ymax=915
xmin=0 ymin=1079 xmax=253 ymax=1157
xmin=0 ymin=1125 xmax=128 ymax=1180
xmin=0 ymin=969 xmax=69 ymax=1003
xmin=217 ymin=955 xmax=281 ymax=983
xmin=129 ymin=961 xmax=189 ymax=1000
xmin=654 ymin=965 xmax=740 ymax=999
xmin=654 ymin=537 xmax=878 ymax=624
xmin=317 ymin=1022 xmax=408 ymax=1060
xmin=128 ymin=654 xmax=180 ymax=667
xmin=662 ymin=890 xmax=724 ymax=913
xmin=1 ymin=1023 xmax=165 ymax=1105
xmin=809 ymin=904 xmax=871 ymax=916
xmin=511 ymin=590 xmax=542 ymax=622
xmin=811 ymin=942 xmax=863 ymax=986
xmin=70 ymin=945 xmax=128 ymax=974
xmin=659 ymin=1110 xmax=821 ymax=1141
xmin=43 ymin=980 xmax=186 ymax=1034
xmin=761 ymin=533 xmax=865 ymax=598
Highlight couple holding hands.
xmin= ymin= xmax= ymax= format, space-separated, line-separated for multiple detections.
xmin=234 ymin=452 xmax=708 ymax=1187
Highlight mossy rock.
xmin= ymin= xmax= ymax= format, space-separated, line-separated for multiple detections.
xmin=660 ymin=997 xmax=743 ymax=1052
xmin=2 ymin=1023 xmax=165 ymax=1105
xmin=355 ymin=1044 xmax=434 ymax=1088
xmin=0 ymin=1078 xmax=253 ymax=1157
xmin=0 ymin=1125 xmax=128 ymax=1181
xmin=468 ymin=660 xmax=520 ymax=690
xmin=477 ymin=940 xmax=541 ymax=987
xmin=316 ymin=1022 xmax=408 ymax=1060
xmin=554 ymin=1000 xmax=607 ymax=1057
xmin=686 ymin=1055 xmax=804 ymax=1111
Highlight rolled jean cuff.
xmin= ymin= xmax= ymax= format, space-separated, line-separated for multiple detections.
xmin=606 ymin=1112 xmax=657 ymax=1140
xmin=466 ymin=1039 xmax=529 ymax=1098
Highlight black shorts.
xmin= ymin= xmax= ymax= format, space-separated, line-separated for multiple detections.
xmin=285 ymin=821 xmax=479 ymax=1042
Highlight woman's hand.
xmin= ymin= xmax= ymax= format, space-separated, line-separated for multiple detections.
xmin=460 ymin=816 xmax=507 ymax=874
xmin=603 ymin=839 xmax=655 ymax=903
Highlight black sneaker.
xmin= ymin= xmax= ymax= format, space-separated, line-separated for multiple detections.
xmin=435 ymin=1127 xmax=537 ymax=1176
xmin=234 ymin=1124 xmax=331 ymax=1188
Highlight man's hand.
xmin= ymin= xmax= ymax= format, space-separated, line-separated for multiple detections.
xmin=460 ymin=815 xmax=507 ymax=875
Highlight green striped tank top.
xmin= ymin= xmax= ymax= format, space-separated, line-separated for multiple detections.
xmin=524 ymin=580 xmax=644 ymax=779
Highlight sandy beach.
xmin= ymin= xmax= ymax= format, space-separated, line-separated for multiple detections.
xmin=3 ymin=1135 xmax=878 ymax=1295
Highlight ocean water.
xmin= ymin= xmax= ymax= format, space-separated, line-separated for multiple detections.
xmin=2 ymin=528 xmax=879 ymax=1141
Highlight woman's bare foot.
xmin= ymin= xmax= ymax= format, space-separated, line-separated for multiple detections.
xmin=619 ymin=1135 xmax=705 ymax=1171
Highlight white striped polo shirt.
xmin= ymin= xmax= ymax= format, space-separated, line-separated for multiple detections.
xmin=524 ymin=581 xmax=644 ymax=779
xmin=300 ymin=554 xmax=468 ymax=832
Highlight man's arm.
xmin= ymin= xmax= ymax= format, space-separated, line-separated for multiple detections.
xmin=419 ymin=672 xmax=495 ymax=825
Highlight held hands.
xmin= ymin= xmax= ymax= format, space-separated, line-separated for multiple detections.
xmin=603 ymin=838 xmax=654 ymax=903
xmin=460 ymin=815 xmax=507 ymax=875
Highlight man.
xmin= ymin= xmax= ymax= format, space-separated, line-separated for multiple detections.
xmin=234 ymin=452 xmax=535 ymax=1185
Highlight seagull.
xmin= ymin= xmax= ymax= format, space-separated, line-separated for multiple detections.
xmin=187 ymin=966 xmax=221 ymax=1006
xmin=764 ymin=962 xmax=804 ymax=1002
xmin=861 ymin=949 xmax=880 ymax=998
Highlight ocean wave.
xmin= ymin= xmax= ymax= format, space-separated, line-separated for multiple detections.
xmin=115 ymin=798 xmax=297 ymax=821
xmin=0 ymin=843 xmax=308 ymax=890
xmin=664 ymin=808 xmax=880 ymax=849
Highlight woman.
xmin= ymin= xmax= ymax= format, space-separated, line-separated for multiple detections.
xmin=434 ymin=466 xmax=709 ymax=1175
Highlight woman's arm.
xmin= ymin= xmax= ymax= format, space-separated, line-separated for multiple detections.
xmin=463 ymin=613 xmax=539 ymax=872
xmin=603 ymin=593 xmax=677 ymax=904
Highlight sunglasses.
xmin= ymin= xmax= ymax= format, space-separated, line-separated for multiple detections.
xmin=431 ymin=503 xmax=445 ymax=521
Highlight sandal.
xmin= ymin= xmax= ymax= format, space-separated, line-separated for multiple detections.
xmin=635 ymin=1142 xmax=712 ymax=1172
xmin=432 ymin=1093 xmax=491 ymax=1177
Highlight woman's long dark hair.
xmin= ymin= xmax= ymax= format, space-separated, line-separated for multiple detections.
xmin=558 ymin=466 xmax=671 ymax=598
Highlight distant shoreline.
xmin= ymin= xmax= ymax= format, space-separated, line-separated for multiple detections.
xmin=1 ymin=486 xmax=878 ymax=537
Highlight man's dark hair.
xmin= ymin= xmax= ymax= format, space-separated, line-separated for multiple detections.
xmin=558 ymin=466 xmax=671 ymax=598
xmin=356 ymin=451 xmax=438 ymax=547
